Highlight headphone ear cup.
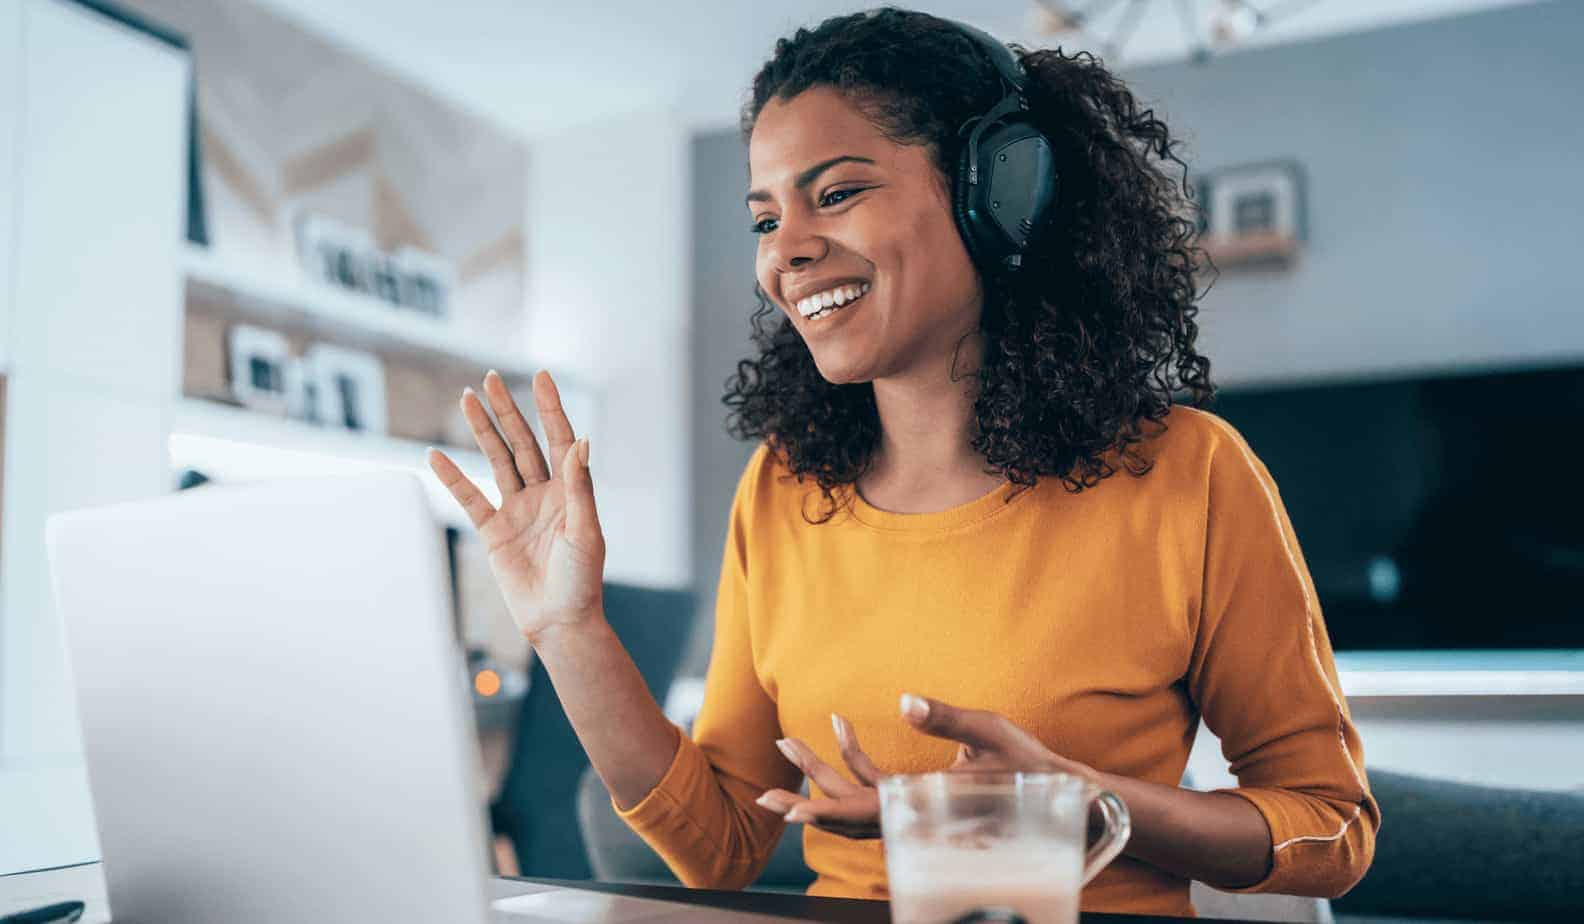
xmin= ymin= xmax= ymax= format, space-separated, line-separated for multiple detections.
xmin=954 ymin=117 xmax=1059 ymax=273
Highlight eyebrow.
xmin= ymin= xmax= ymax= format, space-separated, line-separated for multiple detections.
xmin=745 ymin=155 xmax=877 ymax=206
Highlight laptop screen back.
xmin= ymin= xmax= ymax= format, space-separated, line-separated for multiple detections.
xmin=47 ymin=473 xmax=491 ymax=924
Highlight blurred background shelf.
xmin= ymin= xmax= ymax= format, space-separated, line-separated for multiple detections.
xmin=1336 ymin=650 xmax=1584 ymax=698
xmin=169 ymin=396 xmax=497 ymax=529
xmin=182 ymin=242 xmax=534 ymax=380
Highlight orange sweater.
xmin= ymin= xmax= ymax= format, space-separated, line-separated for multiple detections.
xmin=617 ymin=406 xmax=1378 ymax=917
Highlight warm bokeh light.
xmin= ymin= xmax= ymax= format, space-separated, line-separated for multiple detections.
xmin=474 ymin=669 xmax=501 ymax=698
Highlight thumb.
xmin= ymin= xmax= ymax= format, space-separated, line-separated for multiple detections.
xmin=561 ymin=438 xmax=603 ymax=549
xmin=900 ymin=693 xmax=1011 ymax=755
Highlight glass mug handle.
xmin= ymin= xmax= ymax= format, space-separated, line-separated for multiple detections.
xmin=1081 ymin=787 xmax=1132 ymax=886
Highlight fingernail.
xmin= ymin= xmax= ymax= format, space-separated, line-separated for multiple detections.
xmin=900 ymin=693 xmax=929 ymax=722
xmin=831 ymin=713 xmax=848 ymax=749
xmin=462 ymin=386 xmax=476 ymax=399
xmin=486 ymin=369 xmax=500 ymax=380
xmin=775 ymin=738 xmax=798 ymax=765
xmin=754 ymin=793 xmax=775 ymax=808
xmin=785 ymin=807 xmax=810 ymax=823
xmin=577 ymin=438 xmax=590 ymax=466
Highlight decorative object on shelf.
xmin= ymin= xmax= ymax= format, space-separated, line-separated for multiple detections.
xmin=227 ymin=323 xmax=295 ymax=416
xmin=1193 ymin=159 xmax=1306 ymax=269
xmin=295 ymin=212 xmax=453 ymax=317
xmin=302 ymin=343 xmax=388 ymax=435
xmin=395 ymin=245 xmax=453 ymax=318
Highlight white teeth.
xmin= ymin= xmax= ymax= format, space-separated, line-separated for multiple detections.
xmin=796 ymin=282 xmax=872 ymax=319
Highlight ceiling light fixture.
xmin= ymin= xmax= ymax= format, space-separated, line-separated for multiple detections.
xmin=1031 ymin=0 xmax=1326 ymax=66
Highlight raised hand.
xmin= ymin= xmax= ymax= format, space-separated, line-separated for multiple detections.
xmin=427 ymin=370 xmax=605 ymax=643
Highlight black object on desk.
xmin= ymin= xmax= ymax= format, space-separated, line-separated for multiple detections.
xmin=0 ymin=902 xmax=85 ymax=924
xmin=500 ymin=877 xmax=1276 ymax=924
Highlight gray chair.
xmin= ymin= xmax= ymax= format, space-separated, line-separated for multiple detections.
xmin=576 ymin=766 xmax=815 ymax=892
xmin=1331 ymin=768 xmax=1584 ymax=924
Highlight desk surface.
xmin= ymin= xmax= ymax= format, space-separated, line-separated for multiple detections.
xmin=493 ymin=877 xmax=1268 ymax=924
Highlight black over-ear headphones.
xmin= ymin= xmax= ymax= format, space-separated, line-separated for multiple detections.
xmin=941 ymin=19 xmax=1060 ymax=275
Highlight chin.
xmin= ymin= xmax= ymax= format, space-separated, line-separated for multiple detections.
xmin=808 ymin=350 xmax=877 ymax=385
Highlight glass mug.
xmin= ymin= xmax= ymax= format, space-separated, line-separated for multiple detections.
xmin=879 ymin=771 xmax=1131 ymax=924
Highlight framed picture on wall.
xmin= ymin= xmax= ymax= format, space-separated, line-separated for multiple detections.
xmin=1194 ymin=159 xmax=1305 ymax=268
xmin=227 ymin=324 xmax=294 ymax=416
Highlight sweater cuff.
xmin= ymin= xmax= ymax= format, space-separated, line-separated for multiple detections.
xmin=612 ymin=722 xmax=691 ymax=829
xmin=1212 ymin=786 xmax=1364 ymax=896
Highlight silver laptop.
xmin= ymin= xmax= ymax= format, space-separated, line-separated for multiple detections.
xmin=48 ymin=473 xmax=786 ymax=924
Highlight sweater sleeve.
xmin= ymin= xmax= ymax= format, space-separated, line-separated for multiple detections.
xmin=1186 ymin=417 xmax=1380 ymax=899
xmin=614 ymin=446 xmax=801 ymax=888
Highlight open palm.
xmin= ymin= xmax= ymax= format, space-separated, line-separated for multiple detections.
xmin=428 ymin=370 xmax=605 ymax=642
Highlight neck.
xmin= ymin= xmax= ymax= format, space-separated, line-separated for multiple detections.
xmin=862 ymin=331 xmax=1003 ymax=508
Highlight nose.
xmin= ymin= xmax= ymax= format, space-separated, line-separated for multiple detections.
xmin=767 ymin=213 xmax=828 ymax=272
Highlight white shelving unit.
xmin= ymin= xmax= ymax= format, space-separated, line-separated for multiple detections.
xmin=169 ymin=398 xmax=497 ymax=530
xmin=182 ymin=242 xmax=534 ymax=379
xmin=176 ymin=246 xmax=550 ymax=530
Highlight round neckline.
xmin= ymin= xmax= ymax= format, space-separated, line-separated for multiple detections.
xmin=844 ymin=478 xmax=1026 ymax=533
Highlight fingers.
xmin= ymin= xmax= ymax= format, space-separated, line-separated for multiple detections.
xmin=754 ymin=790 xmax=882 ymax=840
xmin=775 ymin=737 xmax=864 ymax=798
xmin=533 ymin=371 xmax=577 ymax=480
xmin=900 ymin=692 xmax=1018 ymax=755
xmin=783 ymin=794 xmax=880 ymax=826
xmin=560 ymin=437 xmax=603 ymax=552
xmin=755 ymin=788 xmax=802 ymax=815
xmin=482 ymin=370 xmax=549 ymax=484
xmin=831 ymin=714 xmax=882 ymax=786
xmin=427 ymin=448 xmax=496 ymax=528
xmin=461 ymin=387 xmax=525 ymax=497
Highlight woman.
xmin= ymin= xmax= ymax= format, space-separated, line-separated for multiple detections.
xmin=428 ymin=7 xmax=1377 ymax=917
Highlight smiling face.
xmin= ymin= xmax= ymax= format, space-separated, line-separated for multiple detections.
xmin=747 ymin=86 xmax=983 ymax=385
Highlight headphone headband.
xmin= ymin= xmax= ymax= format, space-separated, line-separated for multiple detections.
xmin=944 ymin=19 xmax=1029 ymax=97
xmin=938 ymin=17 xmax=1059 ymax=275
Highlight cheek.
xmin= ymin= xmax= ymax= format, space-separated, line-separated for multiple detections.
xmin=753 ymin=249 xmax=777 ymax=303
xmin=891 ymin=207 xmax=978 ymax=305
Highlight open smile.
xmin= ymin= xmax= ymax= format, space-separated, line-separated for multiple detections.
xmin=795 ymin=282 xmax=870 ymax=322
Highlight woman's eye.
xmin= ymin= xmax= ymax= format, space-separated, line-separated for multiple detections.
xmin=749 ymin=217 xmax=779 ymax=235
xmin=820 ymin=187 xmax=864 ymax=207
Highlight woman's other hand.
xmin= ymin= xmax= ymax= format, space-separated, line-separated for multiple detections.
xmin=428 ymin=370 xmax=605 ymax=644
xmin=755 ymin=694 xmax=1099 ymax=839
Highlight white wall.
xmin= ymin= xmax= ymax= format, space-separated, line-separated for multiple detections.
xmin=0 ymin=0 xmax=20 ymax=369
xmin=1120 ymin=1 xmax=1584 ymax=388
xmin=1 ymin=0 xmax=188 ymax=883
xmin=524 ymin=110 xmax=691 ymax=589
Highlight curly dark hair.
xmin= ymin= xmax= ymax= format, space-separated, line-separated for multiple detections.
xmin=724 ymin=7 xmax=1216 ymax=521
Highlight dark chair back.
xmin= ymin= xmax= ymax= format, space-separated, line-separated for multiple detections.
xmin=1333 ymin=768 xmax=1584 ymax=922
xmin=491 ymin=582 xmax=693 ymax=878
